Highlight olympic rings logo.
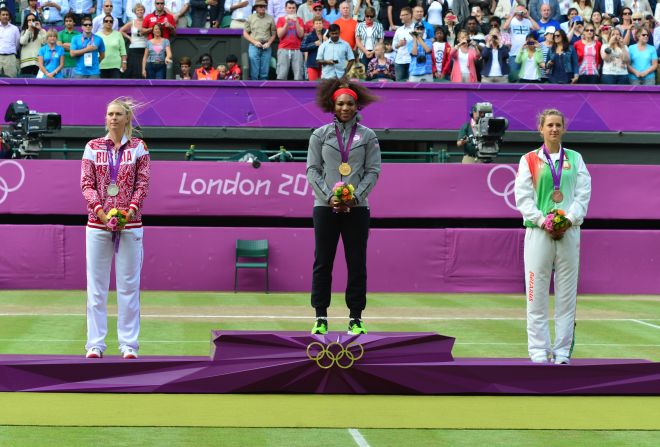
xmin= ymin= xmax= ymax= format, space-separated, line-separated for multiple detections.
xmin=0 ymin=160 xmax=25 ymax=205
xmin=486 ymin=164 xmax=518 ymax=211
xmin=306 ymin=341 xmax=364 ymax=369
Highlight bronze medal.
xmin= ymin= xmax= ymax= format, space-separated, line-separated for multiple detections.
xmin=338 ymin=162 xmax=352 ymax=176
xmin=107 ymin=183 xmax=119 ymax=197
xmin=551 ymin=190 xmax=563 ymax=203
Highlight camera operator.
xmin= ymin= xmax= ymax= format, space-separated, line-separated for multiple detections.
xmin=457 ymin=105 xmax=483 ymax=164
xmin=481 ymin=29 xmax=510 ymax=83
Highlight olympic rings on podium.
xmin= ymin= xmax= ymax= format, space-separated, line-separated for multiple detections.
xmin=306 ymin=341 xmax=365 ymax=369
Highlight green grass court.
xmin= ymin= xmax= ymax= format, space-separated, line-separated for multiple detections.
xmin=0 ymin=290 xmax=659 ymax=446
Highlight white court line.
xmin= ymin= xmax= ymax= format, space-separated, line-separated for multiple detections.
xmin=348 ymin=429 xmax=370 ymax=447
xmin=631 ymin=319 xmax=660 ymax=330
xmin=0 ymin=313 xmax=659 ymax=322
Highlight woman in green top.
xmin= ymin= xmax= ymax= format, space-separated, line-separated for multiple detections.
xmin=514 ymin=109 xmax=592 ymax=366
xmin=97 ymin=13 xmax=127 ymax=78
xmin=516 ymin=32 xmax=544 ymax=83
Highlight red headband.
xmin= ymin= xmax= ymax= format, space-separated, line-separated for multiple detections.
xmin=332 ymin=88 xmax=358 ymax=102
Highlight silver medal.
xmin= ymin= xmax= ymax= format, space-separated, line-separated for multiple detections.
xmin=107 ymin=183 xmax=119 ymax=196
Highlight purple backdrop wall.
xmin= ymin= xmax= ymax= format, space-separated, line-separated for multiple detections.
xmin=1 ymin=80 xmax=658 ymax=131
xmin=2 ymin=160 xmax=660 ymax=219
xmin=2 ymin=225 xmax=660 ymax=293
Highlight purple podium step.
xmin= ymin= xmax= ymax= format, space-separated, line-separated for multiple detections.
xmin=0 ymin=331 xmax=658 ymax=395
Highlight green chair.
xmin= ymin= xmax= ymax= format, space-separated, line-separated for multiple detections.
xmin=234 ymin=239 xmax=269 ymax=293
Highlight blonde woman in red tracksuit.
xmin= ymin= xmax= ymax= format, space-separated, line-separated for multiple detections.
xmin=81 ymin=97 xmax=150 ymax=359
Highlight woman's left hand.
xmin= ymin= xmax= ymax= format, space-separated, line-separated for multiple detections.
xmin=344 ymin=198 xmax=357 ymax=208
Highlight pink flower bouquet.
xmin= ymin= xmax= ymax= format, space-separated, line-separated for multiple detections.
xmin=543 ymin=209 xmax=571 ymax=240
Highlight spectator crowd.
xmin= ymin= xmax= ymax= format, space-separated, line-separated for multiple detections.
xmin=1 ymin=0 xmax=659 ymax=83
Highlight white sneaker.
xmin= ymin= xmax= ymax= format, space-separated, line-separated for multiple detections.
xmin=554 ymin=356 xmax=570 ymax=365
xmin=531 ymin=354 xmax=550 ymax=364
xmin=85 ymin=347 xmax=103 ymax=358
xmin=122 ymin=347 xmax=138 ymax=359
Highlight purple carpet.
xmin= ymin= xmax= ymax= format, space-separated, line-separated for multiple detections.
xmin=1 ymin=332 xmax=658 ymax=395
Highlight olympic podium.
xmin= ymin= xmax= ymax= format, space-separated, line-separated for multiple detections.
xmin=0 ymin=331 xmax=659 ymax=395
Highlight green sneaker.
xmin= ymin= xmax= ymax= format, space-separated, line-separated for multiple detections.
xmin=311 ymin=318 xmax=328 ymax=335
xmin=348 ymin=319 xmax=367 ymax=335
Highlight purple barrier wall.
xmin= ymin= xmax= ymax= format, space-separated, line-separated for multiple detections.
xmin=1 ymin=160 xmax=660 ymax=220
xmin=1 ymin=225 xmax=660 ymax=293
xmin=2 ymin=80 xmax=659 ymax=131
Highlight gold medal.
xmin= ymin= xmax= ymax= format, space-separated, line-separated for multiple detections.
xmin=551 ymin=190 xmax=563 ymax=203
xmin=338 ymin=163 xmax=352 ymax=176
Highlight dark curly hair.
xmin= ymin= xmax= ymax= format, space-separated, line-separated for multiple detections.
xmin=315 ymin=79 xmax=379 ymax=113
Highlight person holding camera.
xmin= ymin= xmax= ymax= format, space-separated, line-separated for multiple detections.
xmin=408 ymin=22 xmax=433 ymax=82
xmin=81 ymin=97 xmax=150 ymax=360
xmin=516 ymin=33 xmax=545 ymax=82
xmin=514 ymin=108 xmax=592 ymax=365
xmin=600 ymin=27 xmax=630 ymax=83
xmin=457 ymin=105 xmax=483 ymax=163
xmin=276 ymin=0 xmax=305 ymax=80
xmin=306 ymin=79 xmax=380 ymax=336
xmin=481 ymin=29 xmax=510 ymax=83
xmin=317 ymin=23 xmax=355 ymax=79
xmin=18 ymin=13 xmax=46 ymax=77
xmin=449 ymin=29 xmax=481 ymax=82
xmin=567 ymin=14 xmax=585 ymax=43
xmin=503 ymin=5 xmax=540 ymax=81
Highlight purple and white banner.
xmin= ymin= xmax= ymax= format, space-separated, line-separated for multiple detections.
xmin=1 ymin=80 xmax=659 ymax=131
xmin=1 ymin=160 xmax=660 ymax=219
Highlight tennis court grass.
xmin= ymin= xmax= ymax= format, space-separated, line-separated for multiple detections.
xmin=1 ymin=290 xmax=658 ymax=446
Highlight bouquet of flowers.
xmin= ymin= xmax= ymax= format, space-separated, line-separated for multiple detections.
xmin=332 ymin=182 xmax=355 ymax=213
xmin=106 ymin=208 xmax=128 ymax=232
xmin=543 ymin=209 xmax=571 ymax=240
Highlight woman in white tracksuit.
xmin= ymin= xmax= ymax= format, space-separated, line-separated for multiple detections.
xmin=81 ymin=98 xmax=150 ymax=359
xmin=514 ymin=108 xmax=591 ymax=365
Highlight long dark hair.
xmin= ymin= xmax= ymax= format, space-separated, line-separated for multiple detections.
xmin=21 ymin=13 xmax=40 ymax=41
xmin=552 ymin=28 xmax=569 ymax=51
xmin=324 ymin=0 xmax=338 ymax=14
xmin=316 ymin=79 xmax=378 ymax=113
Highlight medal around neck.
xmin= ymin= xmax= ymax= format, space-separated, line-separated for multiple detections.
xmin=107 ymin=183 xmax=119 ymax=197
xmin=338 ymin=162 xmax=352 ymax=176
xmin=551 ymin=189 xmax=563 ymax=203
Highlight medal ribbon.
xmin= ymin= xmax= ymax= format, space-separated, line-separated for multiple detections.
xmin=334 ymin=124 xmax=358 ymax=165
xmin=107 ymin=140 xmax=128 ymax=186
xmin=541 ymin=144 xmax=564 ymax=192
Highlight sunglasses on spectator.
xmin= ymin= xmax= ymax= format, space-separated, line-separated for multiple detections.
xmin=82 ymin=22 xmax=92 ymax=26
xmin=554 ymin=34 xmax=561 ymax=37
xmin=313 ymin=7 xmax=322 ymax=10
xmin=632 ymin=18 xmax=642 ymax=21
xmin=365 ymin=14 xmax=375 ymax=18
xmin=623 ymin=11 xmax=631 ymax=15
xmin=103 ymin=19 xmax=113 ymax=22
xmin=584 ymin=28 xmax=594 ymax=32
xmin=155 ymin=2 xmax=164 ymax=4
xmin=640 ymin=33 xmax=649 ymax=37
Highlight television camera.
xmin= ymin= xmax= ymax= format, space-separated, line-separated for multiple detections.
xmin=0 ymin=101 xmax=61 ymax=159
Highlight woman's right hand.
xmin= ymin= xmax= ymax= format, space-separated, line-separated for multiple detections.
xmin=142 ymin=70 xmax=147 ymax=78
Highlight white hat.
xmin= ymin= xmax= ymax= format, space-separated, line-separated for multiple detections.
xmin=544 ymin=26 xmax=556 ymax=35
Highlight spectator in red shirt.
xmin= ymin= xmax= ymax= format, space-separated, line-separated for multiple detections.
xmin=225 ymin=53 xmax=242 ymax=79
xmin=334 ymin=1 xmax=357 ymax=49
xmin=304 ymin=2 xmax=330 ymax=33
xmin=276 ymin=0 xmax=305 ymax=79
xmin=142 ymin=0 xmax=176 ymax=40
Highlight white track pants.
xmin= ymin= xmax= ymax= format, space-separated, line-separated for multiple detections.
xmin=85 ymin=227 xmax=143 ymax=354
xmin=524 ymin=226 xmax=580 ymax=360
